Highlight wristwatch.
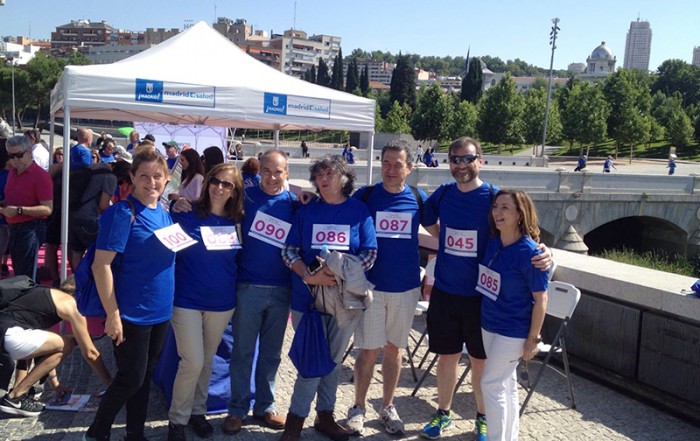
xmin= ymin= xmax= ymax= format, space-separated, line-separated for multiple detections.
xmin=16 ymin=206 xmax=23 ymax=215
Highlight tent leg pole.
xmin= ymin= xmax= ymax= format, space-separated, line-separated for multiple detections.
xmin=59 ymin=109 xmax=71 ymax=283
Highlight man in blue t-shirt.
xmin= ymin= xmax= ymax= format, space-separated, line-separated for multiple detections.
xmin=70 ymin=127 xmax=93 ymax=170
xmin=346 ymin=141 xmax=435 ymax=435
xmin=224 ymin=150 xmax=296 ymax=434
xmin=420 ymin=137 xmax=551 ymax=441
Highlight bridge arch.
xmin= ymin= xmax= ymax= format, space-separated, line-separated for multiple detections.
xmin=584 ymin=216 xmax=689 ymax=257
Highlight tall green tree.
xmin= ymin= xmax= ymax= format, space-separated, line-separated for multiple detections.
xmin=410 ymin=82 xmax=453 ymax=142
xmin=66 ymin=51 xmax=91 ymax=66
xmin=345 ymin=58 xmax=360 ymax=94
xmin=383 ymin=100 xmax=411 ymax=134
xmin=560 ymin=82 xmax=610 ymax=154
xmin=522 ymin=87 xmax=562 ymax=147
xmin=460 ymin=57 xmax=483 ymax=103
xmin=360 ymin=65 xmax=370 ymax=96
xmin=0 ymin=65 xmax=32 ymax=130
xmin=316 ymin=58 xmax=331 ymax=87
xmin=653 ymin=59 xmax=700 ymax=108
xmin=330 ymin=48 xmax=344 ymax=90
xmin=667 ymin=107 xmax=695 ymax=147
xmin=604 ymin=69 xmax=652 ymax=157
xmin=374 ymin=102 xmax=384 ymax=132
xmin=25 ymin=53 xmax=64 ymax=127
xmin=389 ymin=53 xmax=416 ymax=110
xmin=476 ymin=73 xmax=524 ymax=151
xmin=447 ymin=96 xmax=478 ymax=140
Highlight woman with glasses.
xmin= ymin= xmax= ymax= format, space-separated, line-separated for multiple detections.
xmin=167 ymin=163 xmax=244 ymax=441
xmin=478 ymin=189 xmax=549 ymax=441
xmin=279 ymin=154 xmax=377 ymax=441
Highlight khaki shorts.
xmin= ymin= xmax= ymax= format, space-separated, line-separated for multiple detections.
xmin=354 ymin=287 xmax=421 ymax=350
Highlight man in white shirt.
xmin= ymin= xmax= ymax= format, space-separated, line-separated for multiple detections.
xmin=23 ymin=129 xmax=49 ymax=171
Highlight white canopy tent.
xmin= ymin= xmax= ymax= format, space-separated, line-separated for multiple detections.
xmin=49 ymin=21 xmax=376 ymax=280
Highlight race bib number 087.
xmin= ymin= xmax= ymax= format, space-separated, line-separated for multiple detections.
xmin=444 ymin=227 xmax=477 ymax=257
xmin=312 ymin=224 xmax=350 ymax=250
xmin=375 ymin=211 xmax=411 ymax=239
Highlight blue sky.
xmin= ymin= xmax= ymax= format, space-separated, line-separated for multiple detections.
xmin=1 ymin=0 xmax=698 ymax=71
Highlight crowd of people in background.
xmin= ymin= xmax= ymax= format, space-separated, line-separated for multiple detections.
xmin=0 ymin=129 xmax=559 ymax=441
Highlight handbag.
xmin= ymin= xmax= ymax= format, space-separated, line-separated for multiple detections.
xmin=74 ymin=199 xmax=135 ymax=317
xmin=288 ymin=308 xmax=336 ymax=378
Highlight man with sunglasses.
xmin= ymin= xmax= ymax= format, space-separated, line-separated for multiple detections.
xmin=420 ymin=137 xmax=551 ymax=441
xmin=0 ymin=136 xmax=52 ymax=280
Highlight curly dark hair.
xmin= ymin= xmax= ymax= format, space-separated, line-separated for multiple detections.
xmin=309 ymin=154 xmax=355 ymax=197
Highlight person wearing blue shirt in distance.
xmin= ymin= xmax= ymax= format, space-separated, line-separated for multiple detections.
xmin=84 ymin=149 xmax=176 ymax=441
xmin=667 ymin=154 xmax=677 ymax=175
xmin=346 ymin=141 xmax=433 ymax=435
xmin=98 ymin=138 xmax=116 ymax=164
xmin=167 ymin=163 xmax=244 ymax=441
xmin=280 ymin=155 xmax=377 ymax=441
xmin=70 ymin=127 xmax=93 ymax=170
xmin=479 ymin=189 xmax=548 ymax=441
xmin=224 ymin=150 xmax=296 ymax=435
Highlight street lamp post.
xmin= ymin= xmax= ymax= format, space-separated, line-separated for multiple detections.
xmin=540 ymin=18 xmax=560 ymax=157
xmin=9 ymin=57 xmax=16 ymax=136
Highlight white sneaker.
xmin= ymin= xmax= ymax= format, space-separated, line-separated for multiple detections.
xmin=346 ymin=405 xmax=366 ymax=435
xmin=380 ymin=404 xmax=405 ymax=434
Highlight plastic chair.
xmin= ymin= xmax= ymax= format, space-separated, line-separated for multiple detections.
xmin=519 ymin=280 xmax=581 ymax=416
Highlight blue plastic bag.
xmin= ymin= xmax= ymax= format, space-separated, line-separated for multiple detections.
xmin=288 ymin=309 xmax=336 ymax=378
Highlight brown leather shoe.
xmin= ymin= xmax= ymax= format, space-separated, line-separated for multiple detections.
xmin=223 ymin=415 xmax=244 ymax=434
xmin=253 ymin=411 xmax=286 ymax=430
xmin=279 ymin=412 xmax=305 ymax=441
xmin=313 ymin=410 xmax=352 ymax=441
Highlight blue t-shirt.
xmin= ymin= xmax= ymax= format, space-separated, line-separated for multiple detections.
xmin=287 ymin=197 xmax=377 ymax=312
xmin=171 ymin=208 xmax=238 ymax=311
xmin=0 ymin=169 xmax=8 ymax=226
xmin=100 ymin=153 xmax=115 ymax=164
xmin=353 ymin=184 xmax=428 ymax=292
xmin=242 ymin=172 xmax=262 ymax=189
xmin=480 ymin=236 xmax=549 ymax=338
xmin=167 ymin=156 xmax=178 ymax=170
xmin=238 ymin=186 xmax=297 ymax=287
xmin=423 ymin=181 xmax=497 ymax=297
xmin=70 ymin=144 xmax=92 ymax=170
xmin=96 ymin=195 xmax=175 ymax=325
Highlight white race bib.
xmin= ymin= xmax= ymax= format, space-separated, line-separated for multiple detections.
xmin=154 ymin=223 xmax=197 ymax=252
xmin=444 ymin=227 xmax=477 ymax=257
xmin=476 ymin=264 xmax=501 ymax=301
xmin=311 ymin=224 xmax=350 ymax=250
xmin=249 ymin=211 xmax=291 ymax=249
xmin=375 ymin=211 xmax=412 ymax=239
xmin=200 ymin=226 xmax=241 ymax=250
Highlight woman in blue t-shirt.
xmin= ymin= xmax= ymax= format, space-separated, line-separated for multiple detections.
xmin=478 ymin=189 xmax=549 ymax=441
xmin=85 ymin=149 xmax=176 ymax=441
xmin=280 ymin=154 xmax=377 ymax=440
xmin=167 ymin=163 xmax=244 ymax=440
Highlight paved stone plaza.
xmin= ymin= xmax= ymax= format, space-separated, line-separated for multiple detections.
xmin=0 ymin=317 xmax=697 ymax=441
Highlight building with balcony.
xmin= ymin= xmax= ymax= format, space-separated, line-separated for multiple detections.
xmin=51 ymin=19 xmax=113 ymax=53
xmin=144 ymin=27 xmax=180 ymax=45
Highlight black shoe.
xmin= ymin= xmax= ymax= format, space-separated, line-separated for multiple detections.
xmin=188 ymin=414 xmax=213 ymax=438
xmin=168 ymin=422 xmax=187 ymax=441
xmin=0 ymin=393 xmax=44 ymax=417
xmin=27 ymin=384 xmax=44 ymax=400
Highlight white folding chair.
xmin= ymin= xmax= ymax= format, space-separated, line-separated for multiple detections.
xmin=519 ymin=281 xmax=581 ymax=416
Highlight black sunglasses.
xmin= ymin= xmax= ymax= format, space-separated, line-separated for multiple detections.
xmin=8 ymin=150 xmax=28 ymax=159
xmin=449 ymin=154 xmax=480 ymax=165
xmin=209 ymin=175 xmax=235 ymax=190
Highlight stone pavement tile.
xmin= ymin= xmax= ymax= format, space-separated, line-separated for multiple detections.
xmin=0 ymin=318 xmax=698 ymax=440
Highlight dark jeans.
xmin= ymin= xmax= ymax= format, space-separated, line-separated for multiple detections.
xmin=89 ymin=319 xmax=169 ymax=439
xmin=9 ymin=219 xmax=46 ymax=280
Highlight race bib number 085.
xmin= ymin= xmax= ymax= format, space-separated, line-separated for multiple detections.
xmin=249 ymin=211 xmax=291 ymax=249
xmin=312 ymin=224 xmax=350 ymax=250
xmin=475 ymin=264 xmax=501 ymax=301
xmin=375 ymin=211 xmax=411 ymax=239
xmin=444 ymin=227 xmax=477 ymax=257
xmin=200 ymin=226 xmax=241 ymax=250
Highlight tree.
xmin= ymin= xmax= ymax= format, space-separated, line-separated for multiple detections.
xmin=653 ymin=59 xmax=700 ymax=108
xmin=316 ymin=59 xmax=331 ymax=87
xmin=389 ymin=53 xmax=416 ymax=110
xmin=695 ymin=113 xmax=700 ymax=143
xmin=560 ymin=82 xmax=609 ymax=154
xmin=25 ymin=53 xmax=64 ymax=127
xmin=330 ymin=48 xmax=344 ymax=91
xmin=66 ymin=51 xmax=91 ymax=66
xmin=345 ymin=58 xmax=360 ymax=94
xmin=460 ymin=57 xmax=483 ymax=103
xmin=479 ymin=55 xmax=506 ymax=72
xmin=476 ymin=74 xmax=525 ymax=151
xmin=0 ymin=65 xmax=31 ymax=130
xmin=374 ymin=102 xmax=384 ymax=132
xmin=651 ymin=90 xmax=683 ymax=128
xmin=522 ymin=87 xmax=562 ymax=147
xmin=410 ymin=82 xmax=453 ymax=142
xmin=667 ymin=107 xmax=695 ymax=147
xmin=447 ymin=96 xmax=478 ymax=140
xmin=383 ymin=100 xmax=411 ymax=134
xmin=360 ymin=65 xmax=370 ymax=96
xmin=604 ymin=69 xmax=652 ymax=156
xmin=304 ymin=65 xmax=317 ymax=84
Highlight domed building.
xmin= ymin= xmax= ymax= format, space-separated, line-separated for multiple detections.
xmin=582 ymin=41 xmax=616 ymax=78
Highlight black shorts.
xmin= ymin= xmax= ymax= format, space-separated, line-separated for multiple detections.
xmin=68 ymin=220 xmax=98 ymax=254
xmin=45 ymin=213 xmax=61 ymax=246
xmin=426 ymin=287 xmax=486 ymax=359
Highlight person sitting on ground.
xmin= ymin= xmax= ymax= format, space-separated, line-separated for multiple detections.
xmin=0 ymin=277 xmax=112 ymax=417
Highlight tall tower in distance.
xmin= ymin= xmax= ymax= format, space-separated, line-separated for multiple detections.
xmin=693 ymin=47 xmax=700 ymax=67
xmin=623 ymin=18 xmax=652 ymax=71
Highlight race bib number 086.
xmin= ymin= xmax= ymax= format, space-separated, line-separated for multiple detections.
xmin=312 ymin=224 xmax=350 ymax=250
xmin=475 ymin=264 xmax=501 ymax=301
xmin=375 ymin=211 xmax=411 ymax=239
xmin=249 ymin=211 xmax=291 ymax=249
xmin=444 ymin=227 xmax=477 ymax=257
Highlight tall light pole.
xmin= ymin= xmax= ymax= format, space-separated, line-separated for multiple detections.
xmin=8 ymin=56 xmax=16 ymax=136
xmin=540 ymin=18 xmax=560 ymax=157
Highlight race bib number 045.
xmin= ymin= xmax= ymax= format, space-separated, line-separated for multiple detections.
xmin=249 ymin=211 xmax=291 ymax=249
xmin=475 ymin=264 xmax=501 ymax=301
xmin=312 ymin=224 xmax=350 ymax=250
xmin=200 ymin=226 xmax=241 ymax=250
xmin=444 ymin=227 xmax=477 ymax=257
xmin=375 ymin=211 xmax=411 ymax=239
xmin=155 ymin=223 xmax=197 ymax=252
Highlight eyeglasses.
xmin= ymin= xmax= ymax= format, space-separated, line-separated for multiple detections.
xmin=7 ymin=150 xmax=28 ymax=160
xmin=449 ymin=154 xmax=480 ymax=165
xmin=209 ymin=175 xmax=235 ymax=190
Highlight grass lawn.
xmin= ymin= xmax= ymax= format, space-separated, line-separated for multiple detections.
xmin=551 ymin=139 xmax=700 ymax=160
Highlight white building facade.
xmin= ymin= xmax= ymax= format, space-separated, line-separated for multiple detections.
xmin=623 ymin=19 xmax=652 ymax=71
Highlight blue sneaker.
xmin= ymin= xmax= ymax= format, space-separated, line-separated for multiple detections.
xmin=421 ymin=410 xmax=452 ymax=439
xmin=475 ymin=416 xmax=487 ymax=441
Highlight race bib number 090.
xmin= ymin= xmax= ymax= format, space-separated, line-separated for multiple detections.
xmin=312 ymin=224 xmax=350 ymax=250
xmin=375 ymin=211 xmax=411 ymax=239
xmin=444 ymin=227 xmax=477 ymax=257
xmin=200 ymin=226 xmax=241 ymax=250
xmin=475 ymin=264 xmax=501 ymax=301
xmin=155 ymin=223 xmax=197 ymax=252
xmin=249 ymin=211 xmax=291 ymax=249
